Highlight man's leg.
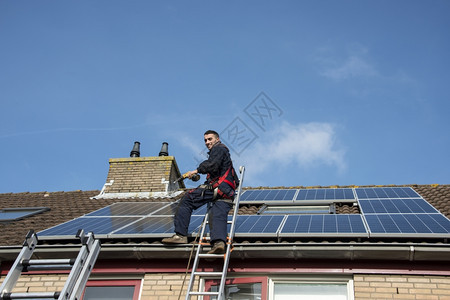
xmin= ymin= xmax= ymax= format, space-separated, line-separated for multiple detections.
xmin=208 ymin=200 xmax=233 ymax=251
xmin=162 ymin=188 xmax=210 ymax=244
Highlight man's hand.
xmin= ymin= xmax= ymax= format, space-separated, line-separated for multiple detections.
xmin=186 ymin=170 xmax=198 ymax=179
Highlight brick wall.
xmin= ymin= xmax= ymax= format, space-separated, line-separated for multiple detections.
xmin=3 ymin=273 xmax=450 ymax=299
xmin=354 ymin=274 xmax=450 ymax=300
xmin=104 ymin=156 xmax=183 ymax=194
xmin=141 ymin=273 xmax=198 ymax=300
xmin=0 ymin=273 xmax=196 ymax=300
xmin=0 ymin=274 xmax=68 ymax=294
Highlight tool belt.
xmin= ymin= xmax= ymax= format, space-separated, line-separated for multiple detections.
xmin=198 ymin=184 xmax=219 ymax=200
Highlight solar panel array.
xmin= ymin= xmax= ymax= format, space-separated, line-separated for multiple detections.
xmin=355 ymin=187 xmax=450 ymax=238
xmin=38 ymin=187 xmax=450 ymax=240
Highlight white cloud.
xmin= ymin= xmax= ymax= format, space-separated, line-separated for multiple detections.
xmin=321 ymin=55 xmax=378 ymax=80
xmin=234 ymin=121 xmax=346 ymax=184
xmin=315 ymin=43 xmax=378 ymax=81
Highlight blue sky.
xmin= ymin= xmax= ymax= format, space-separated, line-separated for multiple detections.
xmin=1 ymin=1 xmax=449 ymax=193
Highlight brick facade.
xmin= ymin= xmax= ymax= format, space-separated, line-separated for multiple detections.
xmin=354 ymin=274 xmax=450 ymax=300
xmin=3 ymin=272 xmax=450 ymax=299
xmin=141 ymin=273 xmax=198 ymax=300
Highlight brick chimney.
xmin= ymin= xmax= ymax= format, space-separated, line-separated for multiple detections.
xmin=93 ymin=142 xmax=185 ymax=199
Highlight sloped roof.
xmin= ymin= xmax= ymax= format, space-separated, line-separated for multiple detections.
xmin=0 ymin=184 xmax=449 ymax=247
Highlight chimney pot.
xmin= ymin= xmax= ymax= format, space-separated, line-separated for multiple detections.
xmin=130 ymin=141 xmax=141 ymax=157
xmin=159 ymin=142 xmax=169 ymax=156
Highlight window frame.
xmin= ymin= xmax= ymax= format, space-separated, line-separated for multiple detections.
xmin=204 ymin=276 xmax=268 ymax=300
xmin=268 ymin=276 xmax=354 ymax=300
xmin=82 ymin=279 xmax=142 ymax=300
xmin=0 ymin=207 xmax=50 ymax=222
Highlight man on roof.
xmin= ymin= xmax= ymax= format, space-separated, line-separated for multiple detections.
xmin=162 ymin=130 xmax=239 ymax=254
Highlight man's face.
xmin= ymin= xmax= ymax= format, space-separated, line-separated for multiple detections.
xmin=204 ymin=133 xmax=219 ymax=150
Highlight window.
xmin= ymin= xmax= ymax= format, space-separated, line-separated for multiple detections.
xmin=82 ymin=280 xmax=141 ymax=300
xmin=269 ymin=277 xmax=353 ymax=300
xmin=204 ymin=276 xmax=353 ymax=300
xmin=0 ymin=207 xmax=50 ymax=222
xmin=204 ymin=277 xmax=268 ymax=300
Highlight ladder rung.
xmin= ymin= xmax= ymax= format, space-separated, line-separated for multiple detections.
xmin=22 ymin=259 xmax=75 ymax=267
xmin=206 ymin=220 xmax=233 ymax=224
xmin=2 ymin=291 xmax=60 ymax=299
xmin=198 ymin=253 xmax=224 ymax=258
xmin=189 ymin=291 xmax=220 ymax=296
xmin=193 ymin=271 xmax=223 ymax=277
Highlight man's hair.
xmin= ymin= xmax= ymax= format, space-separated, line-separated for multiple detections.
xmin=204 ymin=130 xmax=219 ymax=138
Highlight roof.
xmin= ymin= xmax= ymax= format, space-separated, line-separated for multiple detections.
xmin=0 ymin=184 xmax=449 ymax=247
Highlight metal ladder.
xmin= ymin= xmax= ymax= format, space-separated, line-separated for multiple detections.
xmin=0 ymin=229 xmax=101 ymax=300
xmin=186 ymin=166 xmax=245 ymax=300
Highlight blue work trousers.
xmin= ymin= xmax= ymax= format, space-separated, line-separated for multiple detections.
xmin=174 ymin=187 xmax=232 ymax=244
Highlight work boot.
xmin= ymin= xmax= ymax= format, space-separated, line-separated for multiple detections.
xmin=162 ymin=234 xmax=187 ymax=244
xmin=207 ymin=241 xmax=225 ymax=254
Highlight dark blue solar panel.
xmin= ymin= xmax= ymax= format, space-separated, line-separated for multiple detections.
xmin=279 ymin=214 xmax=367 ymax=236
xmin=114 ymin=215 xmax=204 ymax=236
xmin=356 ymin=187 xmax=420 ymax=199
xmin=364 ymin=214 xmax=450 ymax=236
xmin=38 ymin=217 xmax=142 ymax=236
xmin=295 ymin=188 xmax=354 ymax=201
xmin=234 ymin=215 xmax=284 ymax=236
xmin=359 ymin=199 xmax=438 ymax=214
xmin=240 ymin=189 xmax=296 ymax=202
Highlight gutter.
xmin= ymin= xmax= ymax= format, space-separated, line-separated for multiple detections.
xmin=1 ymin=243 xmax=450 ymax=262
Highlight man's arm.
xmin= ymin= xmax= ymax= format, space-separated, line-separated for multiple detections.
xmin=197 ymin=145 xmax=226 ymax=175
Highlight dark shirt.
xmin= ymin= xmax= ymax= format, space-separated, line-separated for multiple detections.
xmin=197 ymin=142 xmax=232 ymax=182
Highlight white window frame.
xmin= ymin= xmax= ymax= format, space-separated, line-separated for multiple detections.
xmin=268 ymin=275 xmax=354 ymax=300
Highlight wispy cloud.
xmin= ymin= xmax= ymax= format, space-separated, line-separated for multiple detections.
xmin=321 ymin=55 xmax=378 ymax=80
xmin=315 ymin=43 xmax=378 ymax=81
xmin=233 ymin=121 xmax=347 ymax=184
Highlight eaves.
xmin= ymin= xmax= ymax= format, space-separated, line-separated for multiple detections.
xmin=1 ymin=242 xmax=450 ymax=263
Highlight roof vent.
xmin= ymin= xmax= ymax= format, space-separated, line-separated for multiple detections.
xmin=159 ymin=142 xmax=169 ymax=156
xmin=130 ymin=141 xmax=141 ymax=157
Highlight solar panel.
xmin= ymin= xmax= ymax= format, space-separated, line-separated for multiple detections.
xmin=296 ymin=188 xmax=354 ymax=201
xmin=364 ymin=213 xmax=450 ymax=237
xmin=234 ymin=215 xmax=284 ymax=237
xmin=38 ymin=217 xmax=142 ymax=237
xmin=113 ymin=215 xmax=204 ymax=237
xmin=279 ymin=214 xmax=367 ymax=237
xmin=39 ymin=201 xmax=208 ymax=239
xmin=355 ymin=187 xmax=420 ymax=199
xmin=240 ymin=189 xmax=296 ymax=203
xmin=359 ymin=198 xmax=439 ymax=214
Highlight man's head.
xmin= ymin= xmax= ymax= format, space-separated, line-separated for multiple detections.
xmin=204 ymin=130 xmax=220 ymax=150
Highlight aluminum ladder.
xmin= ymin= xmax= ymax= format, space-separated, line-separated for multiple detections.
xmin=185 ymin=166 xmax=245 ymax=300
xmin=0 ymin=229 xmax=101 ymax=300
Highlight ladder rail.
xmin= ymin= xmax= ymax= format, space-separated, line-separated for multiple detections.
xmin=0 ymin=231 xmax=37 ymax=296
xmin=58 ymin=231 xmax=100 ymax=300
xmin=67 ymin=239 xmax=101 ymax=300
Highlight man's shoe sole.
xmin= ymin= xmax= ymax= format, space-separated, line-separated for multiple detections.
xmin=162 ymin=239 xmax=187 ymax=244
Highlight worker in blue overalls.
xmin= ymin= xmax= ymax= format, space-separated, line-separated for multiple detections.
xmin=162 ymin=130 xmax=239 ymax=254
